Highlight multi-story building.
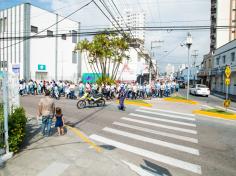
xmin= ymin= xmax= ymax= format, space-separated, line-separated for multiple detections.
xmin=199 ymin=0 xmax=236 ymax=97
xmin=210 ymin=0 xmax=217 ymax=52
xmin=210 ymin=0 xmax=236 ymax=51
xmin=111 ymin=9 xmax=145 ymax=42
xmin=0 ymin=3 xmax=80 ymax=81
xmin=165 ymin=64 xmax=175 ymax=77
xmin=179 ymin=66 xmax=200 ymax=84
xmin=211 ymin=39 xmax=236 ymax=100
xmin=198 ymin=53 xmax=213 ymax=88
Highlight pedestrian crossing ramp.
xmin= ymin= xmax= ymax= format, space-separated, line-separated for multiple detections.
xmin=90 ymin=107 xmax=202 ymax=175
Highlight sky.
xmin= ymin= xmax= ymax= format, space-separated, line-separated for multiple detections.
xmin=0 ymin=0 xmax=211 ymax=72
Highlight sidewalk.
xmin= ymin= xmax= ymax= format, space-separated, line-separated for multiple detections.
xmin=0 ymin=118 xmax=137 ymax=176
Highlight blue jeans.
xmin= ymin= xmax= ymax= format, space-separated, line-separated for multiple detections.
xmin=41 ymin=115 xmax=53 ymax=136
xmin=119 ymin=96 xmax=125 ymax=110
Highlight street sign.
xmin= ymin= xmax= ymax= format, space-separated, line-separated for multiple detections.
xmin=225 ymin=78 xmax=230 ymax=85
xmin=38 ymin=64 xmax=46 ymax=71
xmin=12 ymin=64 xmax=20 ymax=75
xmin=224 ymin=100 xmax=231 ymax=108
xmin=225 ymin=66 xmax=231 ymax=78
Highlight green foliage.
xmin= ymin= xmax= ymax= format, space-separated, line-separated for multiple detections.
xmin=8 ymin=107 xmax=27 ymax=153
xmin=75 ymin=32 xmax=130 ymax=83
xmin=96 ymin=76 xmax=116 ymax=86
xmin=204 ymin=108 xmax=234 ymax=115
xmin=0 ymin=104 xmax=3 ymax=148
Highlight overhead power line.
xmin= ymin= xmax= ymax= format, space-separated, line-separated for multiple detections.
xmin=0 ymin=0 xmax=94 ymax=50
xmin=0 ymin=25 xmax=235 ymax=40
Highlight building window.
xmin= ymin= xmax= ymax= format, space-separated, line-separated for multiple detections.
xmin=72 ymin=30 xmax=77 ymax=43
xmin=61 ymin=34 xmax=66 ymax=40
xmin=216 ymin=57 xmax=220 ymax=65
xmin=31 ymin=26 xmax=38 ymax=33
xmin=222 ymin=55 xmax=226 ymax=64
xmin=3 ymin=17 xmax=7 ymax=32
xmin=231 ymin=52 xmax=235 ymax=62
xmin=0 ymin=18 xmax=2 ymax=33
xmin=47 ymin=30 xmax=53 ymax=36
xmin=72 ymin=51 xmax=77 ymax=64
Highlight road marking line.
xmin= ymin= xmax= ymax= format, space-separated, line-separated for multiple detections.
xmin=140 ymin=107 xmax=195 ymax=116
xmin=201 ymin=105 xmax=213 ymax=109
xmin=136 ymin=109 xmax=196 ymax=121
xmin=121 ymin=160 xmax=160 ymax=176
xmin=130 ymin=113 xmax=196 ymax=127
xmin=90 ymin=134 xmax=202 ymax=174
xmin=103 ymin=127 xmax=199 ymax=155
xmin=215 ymin=106 xmax=236 ymax=113
xmin=121 ymin=117 xmax=197 ymax=134
xmin=113 ymin=122 xmax=198 ymax=143
xmin=37 ymin=162 xmax=69 ymax=176
xmin=66 ymin=125 xmax=102 ymax=153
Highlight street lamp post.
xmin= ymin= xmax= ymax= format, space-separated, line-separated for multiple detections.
xmin=186 ymin=32 xmax=192 ymax=100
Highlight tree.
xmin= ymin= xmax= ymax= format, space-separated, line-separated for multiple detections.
xmin=75 ymin=32 xmax=129 ymax=84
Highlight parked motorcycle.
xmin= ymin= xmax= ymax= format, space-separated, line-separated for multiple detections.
xmin=77 ymin=92 xmax=105 ymax=109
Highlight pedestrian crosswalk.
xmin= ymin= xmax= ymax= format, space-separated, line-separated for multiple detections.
xmin=89 ymin=107 xmax=202 ymax=175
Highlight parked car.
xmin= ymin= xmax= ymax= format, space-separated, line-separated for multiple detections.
xmin=190 ymin=84 xmax=210 ymax=97
xmin=177 ymin=80 xmax=186 ymax=89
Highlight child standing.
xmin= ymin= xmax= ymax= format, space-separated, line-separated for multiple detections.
xmin=54 ymin=107 xmax=65 ymax=135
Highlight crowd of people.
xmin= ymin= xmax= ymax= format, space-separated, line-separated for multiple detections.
xmin=19 ymin=79 xmax=180 ymax=100
xmin=34 ymin=79 xmax=180 ymax=137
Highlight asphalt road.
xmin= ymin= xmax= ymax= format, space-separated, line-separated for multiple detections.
xmin=178 ymin=89 xmax=236 ymax=112
xmin=21 ymin=95 xmax=236 ymax=176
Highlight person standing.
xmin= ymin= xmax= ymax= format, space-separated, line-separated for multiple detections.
xmin=37 ymin=91 xmax=55 ymax=136
xmin=160 ymin=82 xmax=165 ymax=98
xmin=54 ymin=107 xmax=65 ymax=136
xmin=118 ymin=84 xmax=126 ymax=111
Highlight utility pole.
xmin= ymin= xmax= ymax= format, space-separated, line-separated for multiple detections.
xmin=151 ymin=40 xmax=164 ymax=80
xmin=149 ymin=59 xmax=152 ymax=84
xmin=192 ymin=50 xmax=198 ymax=85
xmin=55 ymin=13 xmax=58 ymax=81
xmin=77 ymin=22 xmax=81 ymax=84
xmin=186 ymin=32 xmax=192 ymax=100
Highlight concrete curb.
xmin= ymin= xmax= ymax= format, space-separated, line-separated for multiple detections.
xmin=164 ymin=98 xmax=199 ymax=105
xmin=193 ymin=110 xmax=236 ymax=120
xmin=66 ymin=125 xmax=102 ymax=153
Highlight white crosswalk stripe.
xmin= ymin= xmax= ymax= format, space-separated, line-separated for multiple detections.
xmin=103 ymin=127 xmax=199 ymax=155
xmin=90 ymin=134 xmax=202 ymax=175
xmin=112 ymin=122 xmax=198 ymax=143
xmin=89 ymin=107 xmax=201 ymax=175
xmin=129 ymin=113 xmax=196 ymax=127
xmin=121 ymin=160 xmax=160 ymax=176
xmin=121 ymin=117 xmax=197 ymax=134
xmin=140 ymin=107 xmax=196 ymax=117
xmin=136 ymin=109 xmax=196 ymax=121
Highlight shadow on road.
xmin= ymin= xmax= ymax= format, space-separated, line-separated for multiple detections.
xmin=66 ymin=106 xmax=107 ymax=127
xmin=140 ymin=160 xmax=172 ymax=176
xmin=99 ymin=144 xmax=116 ymax=150
xmin=22 ymin=141 xmax=83 ymax=151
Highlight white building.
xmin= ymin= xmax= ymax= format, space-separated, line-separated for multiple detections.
xmin=111 ymin=9 xmax=145 ymax=42
xmin=80 ymin=47 xmax=148 ymax=82
xmin=210 ymin=0 xmax=236 ymax=51
xmin=211 ymin=39 xmax=236 ymax=98
xmin=0 ymin=3 xmax=80 ymax=81
xmin=165 ymin=64 xmax=175 ymax=76
xmin=179 ymin=66 xmax=200 ymax=84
